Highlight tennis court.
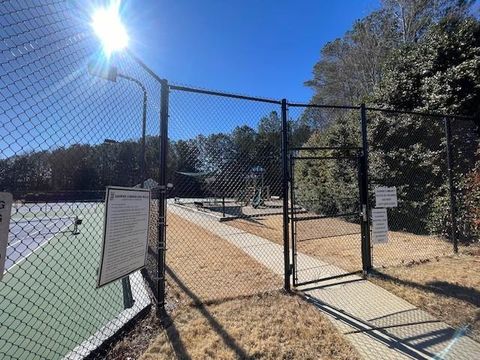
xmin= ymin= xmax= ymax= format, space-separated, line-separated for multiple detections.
xmin=6 ymin=218 xmax=75 ymax=271
xmin=0 ymin=202 xmax=149 ymax=359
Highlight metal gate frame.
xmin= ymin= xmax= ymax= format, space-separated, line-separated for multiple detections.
xmin=283 ymin=104 xmax=372 ymax=287
xmin=288 ymin=146 xmax=370 ymax=287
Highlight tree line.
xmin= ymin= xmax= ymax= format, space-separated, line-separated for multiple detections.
xmin=297 ymin=0 xmax=480 ymax=242
xmin=0 ymin=111 xmax=310 ymax=201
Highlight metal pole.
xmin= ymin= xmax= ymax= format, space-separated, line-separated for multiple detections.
xmin=289 ymin=153 xmax=297 ymax=287
xmin=122 ymin=52 xmax=169 ymax=311
xmin=360 ymin=104 xmax=372 ymax=272
xmin=281 ymin=99 xmax=291 ymax=292
xmin=444 ymin=117 xmax=458 ymax=253
xmin=157 ymin=79 xmax=169 ymax=310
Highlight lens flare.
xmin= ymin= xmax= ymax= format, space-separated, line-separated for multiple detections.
xmin=91 ymin=0 xmax=128 ymax=56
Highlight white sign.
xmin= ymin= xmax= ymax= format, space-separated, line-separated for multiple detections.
xmin=372 ymin=208 xmax=389 ymax=244
xmin=375 ymin=186 xmax=398 ymax=208
xmin=0 ymin=192 xmax=13 ymax=281
xmin=98 ymin=187 xmax=150 ymax=287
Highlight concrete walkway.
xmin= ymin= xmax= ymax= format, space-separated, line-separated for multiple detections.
xmin=169 ymin=205 xmax=480 ymax=359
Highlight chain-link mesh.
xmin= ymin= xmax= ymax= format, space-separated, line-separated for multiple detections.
xmin=367 ymin=110 xmax=459 ymax=268
xmin=287 ymin=106 xmax=364 ymax=284
xmin=285 ymin=105 xmax=478 ymax=278
xmin=1 ymin=1 xmax=479 ymax=358
xmin=165 ymin=86 xmax=284 ymax=303
xmin=450 ymin=118 xmax=480 ymax=245
xmin=0 ymin=1 xmax=161 ymax=358
xmin=364 ymin=110 xmax=478 ymax=268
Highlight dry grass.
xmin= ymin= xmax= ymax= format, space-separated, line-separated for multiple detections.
xmin=140 ymin=291 xmax=360 ymax=360
xmin=370 ymin=250 xmax=480 ymax=341
xmin=166 ymin=212 xmax=281 ymax=303
xmin=228 ymin=214 xmax=480 ymax=341
xmin=103 ymin=306 xmax=162 ymax=360
xmin=134 ymin=212 xmax=360 ymax=359
xmin=228 ymin=214 xmax=464 ymax=272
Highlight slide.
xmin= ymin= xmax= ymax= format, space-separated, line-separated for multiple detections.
xmin=251 ymin=189 xmax=263 ymax=209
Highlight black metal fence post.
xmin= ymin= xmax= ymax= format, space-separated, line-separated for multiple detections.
xmin=157 ymin=79 xmax=169 ymax=311
xmin=281 ymin=99 xmax=291 ymax=292
xmin=444 ymin=117 xmax=458 ymax=253
xmin=360 ymin=104 xmax=372 ymax=272
xmin=289 ymin=152 xmax=297 ymax=287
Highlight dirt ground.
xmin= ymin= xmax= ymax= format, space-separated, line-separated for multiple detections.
xmin=370 ymin=250 xmax=480 ymax=342
xmin=228 ymin=214 xmax=462 ymax=273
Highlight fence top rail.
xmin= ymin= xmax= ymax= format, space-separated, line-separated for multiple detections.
xmin=365 ymin=106 xmax=475 ymax=121
xmin=289 ymin=146 xmax=361 ymax=151
xmin=292 ymin=156 xmax=358 ymax=161
xmin=287 ymin=102 xmax=360 ymax=110
xmin=167 ymin=84 xmax=476 ymax=120
xmin=169 ymin=84 xmax=282 ymax=105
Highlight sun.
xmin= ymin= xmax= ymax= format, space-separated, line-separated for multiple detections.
xmin=91 ymin=0 xmax=129 ymax=56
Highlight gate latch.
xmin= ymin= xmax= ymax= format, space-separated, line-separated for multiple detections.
xmin=361 ymin=204 xmax=367 ymax=222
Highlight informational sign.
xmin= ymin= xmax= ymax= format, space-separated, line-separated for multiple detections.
xmin=375 ymin=186 xmax=398 ymax=208
xmin=372 ymin=208 xmax=389 ymax=244
xmin=0 ymin=192 xmax=13 ymax=281
xmin=97 ymin=187 xmax=150 ymax=288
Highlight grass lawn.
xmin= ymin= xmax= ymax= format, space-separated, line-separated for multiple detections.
xmin=165 ymin=212 xmax=281 ymax=303
xmin=370 ymin=250 xmax=480 ymax=342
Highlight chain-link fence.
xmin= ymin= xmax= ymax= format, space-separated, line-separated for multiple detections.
xmin=366 ymin=109 xmax=479 ymax=269
xmin=1 ymin=1 xmax=162 ymax=358
xmin=165 ymin=85 xmax=285 ymax=303
xmin=1 ymin=1 xmax=479 ymax=358
xmin=286 ymin=104 xmax=478 ymax=276
xmin=366 ymin=110 xmax=452 ymax=267
xmin=450 ymin=118 xmax=480 ymax=246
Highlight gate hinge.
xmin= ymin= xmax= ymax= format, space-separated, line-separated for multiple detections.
xmin=289 ymin=264 xmax=294 ymax=275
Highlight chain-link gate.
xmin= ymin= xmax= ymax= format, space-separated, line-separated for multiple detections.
xmin=289 ymin=146 xmax=370 ymax=287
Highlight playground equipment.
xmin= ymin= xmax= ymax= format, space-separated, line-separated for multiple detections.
xmin=237 ymin=166 xmax=270 ymax=208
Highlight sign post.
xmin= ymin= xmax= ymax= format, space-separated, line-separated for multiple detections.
xmin=97 ymin=186 xmax=150 ymax=288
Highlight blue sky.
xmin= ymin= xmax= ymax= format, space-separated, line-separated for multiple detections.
xmin=1 ymin=0 xmax=381 ymax=158
xmin=125 ymin=0 xmax=380 ymax=103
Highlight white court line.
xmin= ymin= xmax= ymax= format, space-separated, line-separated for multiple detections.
xmin=7 ymin=220 xmax=68 ymax=248
xmin=5 ymin=220 xmax=74 ymax=274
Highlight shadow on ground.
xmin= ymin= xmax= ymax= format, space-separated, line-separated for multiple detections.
xmin=161 ymin=266 xmax=250 ymax=359
xmin=303 ymin=291 xmax=471 ymax=359
xmin=372 ymin=270 xmax=480 ymax=307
